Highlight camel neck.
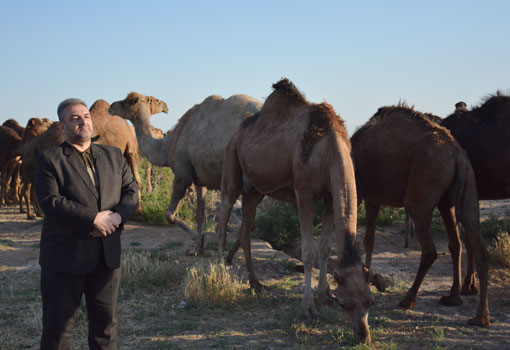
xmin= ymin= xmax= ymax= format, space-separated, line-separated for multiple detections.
xmin=132 ymin=116 xmax=171 ymax=167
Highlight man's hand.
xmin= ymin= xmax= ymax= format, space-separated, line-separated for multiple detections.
xmin=92 ymin=210 xmax=121 ymax=236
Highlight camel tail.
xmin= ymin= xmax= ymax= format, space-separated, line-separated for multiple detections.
xmin=329 ymin=140 xmax=358 ymax=260
xmin=451 ymin=150 xmax=476 ymax=223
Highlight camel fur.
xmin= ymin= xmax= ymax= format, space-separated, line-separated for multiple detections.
xmin=351 ymin=104 xmax=490 ymax=326
xmin=216 ymin=79 xmax=373 ymax=344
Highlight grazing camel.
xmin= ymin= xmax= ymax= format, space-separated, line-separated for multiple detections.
xmin=217 ymin=79 xmax=373 ymax=344
xmin=0 ymin=126 xmax=22 ymax=206
xmin=351 ymin=105 xmax=490 ymax=326
xmin=108 ymin=92 xmax=262 ymax=254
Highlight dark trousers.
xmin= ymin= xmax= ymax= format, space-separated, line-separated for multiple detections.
xmin=40 ymin=255 xmax=121 ymax=350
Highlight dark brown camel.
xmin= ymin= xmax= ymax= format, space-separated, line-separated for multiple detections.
xmin=3 ymin=119 xmax=25 ymax=203
xmin=0 ymin=126 xmax=22 ymax=206
xmin=351 ymin=105 xmax=490 ymax=326
xmin=217 ymin=79 xmax=373 ymax=344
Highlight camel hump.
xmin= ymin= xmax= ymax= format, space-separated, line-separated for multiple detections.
xmin=301 ymin=102 xmax=348 ymax=162
xmin=202 ymin=95 xmax=224 ymax=104
xmin=472 ymin=93 xmax=510 ymax=120
xmin=90 ymin=99 xmax=110 ymax=112
xmin=271 ymin=78 xmax=307 ymax=103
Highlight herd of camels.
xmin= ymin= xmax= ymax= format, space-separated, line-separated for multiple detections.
xmin=2 ymin=78 xmax=509 ymax=344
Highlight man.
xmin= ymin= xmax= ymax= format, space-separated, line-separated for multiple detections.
xmin=35 ymin=98 xmax=139 ymax=349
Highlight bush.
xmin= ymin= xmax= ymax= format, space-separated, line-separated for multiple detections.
xmin=181 ymin=259 xmax=247 ymax=304
xmin=254 ymin=199 xmax=323 ymax=250
xmin=480 ymin=213 xmax=510 ymax=242
xmin=357 ymin=202 xmax=406 ymax=226
xmin=489 ymin=232 xmax=510 ymax=267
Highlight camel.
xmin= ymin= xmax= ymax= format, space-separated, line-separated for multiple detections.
xmin=442 ymin=93 xmax=510 ymax=201
xmin=108 ymin=92 xmax=262 ymax=254
xmin=0 ymin=126 xmax=22 ymax=206
xmin=216 ymin=79 xmax=373 ymax=344
xmin=19 ymin=118 xmax=54 ymax=219
xmin=350 ymin=104 xmax=490 ymax=326
xmin=3 ymin=119 xmax=25 ymax=138
xmin=3 ymin=119 xmax=26 ymax=202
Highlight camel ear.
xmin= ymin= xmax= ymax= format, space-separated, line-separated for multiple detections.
xmin=129 ymin=95 xmax=140 ymax=105
xmin=334 ymin=270 xmax=344 ymax=286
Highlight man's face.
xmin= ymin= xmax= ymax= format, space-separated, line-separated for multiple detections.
xmin=60 ymin=104 xmax=93 ymax=144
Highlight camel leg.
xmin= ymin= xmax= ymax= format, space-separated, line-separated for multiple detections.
xmin=437 ymin=201 xmax=463 ymax=306
xmin=217 ymin=139 xmax=243 ymax=261
xmin=317 ymin=202 xmax=335 ymax=305
xmin=457 ymin=204 xmax=490 ymax=326
xmin=398 ymin=211 xmax=436 ymax=309
xmin=146 ymin=163 xmax=153 ymax=194
xmin=166 ymin=175 xmax=193 ymax=225
xmin=461 ymin=223 xmax=479 ymax=295
xmin=239 ymin=192 xmax=265 ymax=290
xmin=363 ymin=202 xmax=380 ymax=268
xmin=125 ymin=151 xmax=143 ymax=214
xmin=190 ymin=185 xmax=207 ymax=254
xmin=23 ymin=182 xmax=36 ymax=220
xmin=404 ymin=211 xmax=415 ymax=248
xmin=296 ymin=190 xmax=318 ymax=319
xmin=31 ymin=185 xmax=43 ymax=217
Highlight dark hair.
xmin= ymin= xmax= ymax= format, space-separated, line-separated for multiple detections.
xmin=57 ymin=98 xmax=87 ymax=121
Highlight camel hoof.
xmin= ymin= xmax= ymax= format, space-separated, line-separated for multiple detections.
xmin=27 ymin=215 xmax=36 ymax=220
xmin=398 ymin=298 xmax=416 ymax=309
xmin=439 ymin=295 xmax=463 ymax=306
xmin=370 ymin=273 xmax=387 ymax=292
xmin=467 ymin=317 xmax=490 ymax=327
xmin=461 ymin=284 xmax=479 ymax=295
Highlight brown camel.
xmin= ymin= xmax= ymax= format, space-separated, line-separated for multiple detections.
xmin=0 ymin=126 xmax=22 ymax=206
xmin=216 ymin=79 xmax=373 ymax=344
xmin=88 ymin=100 xmax=143 ymax=212
xmin=19 ymin=118 xmax=54 ymax=219
xmin=351 ymin=105 xmax=490 ymax=326
xmin=108 ymin=92 xmax=262 ymax=254
xmin=3 ymin=119 xmax=25 ymax=138
xmin=3 ymin=119 xmax=26 ymax=202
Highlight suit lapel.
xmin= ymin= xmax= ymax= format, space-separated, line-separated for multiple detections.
xmin=63 ymin=142 xmax=99 ymax=199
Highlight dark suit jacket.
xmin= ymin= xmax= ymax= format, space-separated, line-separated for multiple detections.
xmin=35 ymin=141 xmax=139 ymax=273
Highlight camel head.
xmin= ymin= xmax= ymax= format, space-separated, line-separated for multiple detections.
xmin=108 ymin=92 xmax=169 ymax=122
xmin=334 ymin=264 xmax=374 ymax=344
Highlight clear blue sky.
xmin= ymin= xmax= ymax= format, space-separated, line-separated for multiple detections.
xmin=1 ymin=1 xmax=509 ymax=135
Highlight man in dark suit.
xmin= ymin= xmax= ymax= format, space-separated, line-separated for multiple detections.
xmin=35 ymin=98 xmax=139 ymax=350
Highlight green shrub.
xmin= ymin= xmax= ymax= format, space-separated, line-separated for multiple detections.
xmin=480 ymin=213 xmax=510 ymax=242
xmin=254 ymin=199 xmax=323 ymax=250
xmin=357 ymin=202 xmax=406 ymax=226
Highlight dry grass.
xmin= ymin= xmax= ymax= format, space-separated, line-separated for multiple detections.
xmin=489 ymin=232 xmax=510 ymax=267
xmin=181 ymin=259 xmax=248 ymax=304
